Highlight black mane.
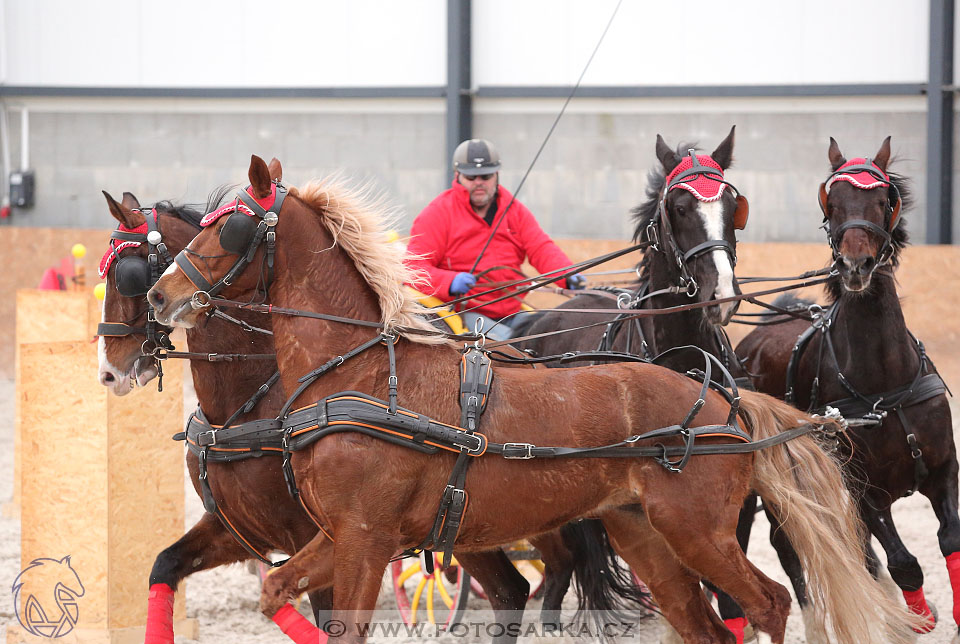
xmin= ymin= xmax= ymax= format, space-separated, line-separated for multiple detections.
xmin=630 ymin=142 xmax=697 ymax=276
xmin=151 ymin=185 xmax=235 ymax=230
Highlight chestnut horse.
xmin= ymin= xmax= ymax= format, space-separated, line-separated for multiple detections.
xmin=96 ymin=191 xmax=547 ymax=643
xmin=737 ymin=137 xmax=958 ymax=641
xmin=148 ymin=155 xmax=915 ymax=644
xmin=520 ymin=129 xmax=814 ymax=643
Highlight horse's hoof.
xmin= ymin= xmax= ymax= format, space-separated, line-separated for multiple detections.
xmin=912 ymin=600 xmax=937 ymax=634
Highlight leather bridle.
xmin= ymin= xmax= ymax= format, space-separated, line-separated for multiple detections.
xmin=97 ymin=209 xmax=177 ymax=357
xmin=176 ymin=181 xmax=287 ymax=309
xmin=642 ymin=150 xmax=748 ymax=297
xmin=818 ymin=159 xmax=902 ymax=270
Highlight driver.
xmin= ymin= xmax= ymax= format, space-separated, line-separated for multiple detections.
xmin=405 ymin=138 xmax=585 ymax=338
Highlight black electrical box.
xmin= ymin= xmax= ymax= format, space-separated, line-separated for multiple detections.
xmin=10 ymin=170 xmax=35 ymax=208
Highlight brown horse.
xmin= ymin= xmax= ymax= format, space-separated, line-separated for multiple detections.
xmin=736 ymin=137 xmax=958 ymax=642
xmin=96 ymin=190 xmax=546 ymax=643
xmin=148 ymin=155 xmax=916 ymax=644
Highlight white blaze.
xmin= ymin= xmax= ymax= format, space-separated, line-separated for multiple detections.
xmin=697 ymin=199 xmax=736 ymax=306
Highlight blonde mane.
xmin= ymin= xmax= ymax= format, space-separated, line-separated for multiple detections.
xmin=290 ymin=178 xmax=449 ymax=345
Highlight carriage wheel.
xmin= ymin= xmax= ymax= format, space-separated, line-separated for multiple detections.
xmin=470 ymin=541 xmax=545 ymax=600
xmin=391 ymin=553 xmax=471 ymax=628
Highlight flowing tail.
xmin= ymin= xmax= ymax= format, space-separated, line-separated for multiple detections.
xmin=738 ymin=389 xmax=921 ymax=644
xmin=562 ymin=519 xmax=657 ymax=625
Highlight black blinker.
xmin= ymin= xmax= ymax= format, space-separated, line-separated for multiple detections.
xmin=220 ymin=213 xmax=258 ymax=255
xmin=114 ymin=256 xmax=152 ymax=297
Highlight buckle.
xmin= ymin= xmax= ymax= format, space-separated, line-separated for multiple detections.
xmin=458 ymin=432 xmax=484 ymax=455
xmin=197 ymin=429 xmax=218 ymax=446
xmin=388 ymin=375 xmax=398 ymax=387
xmin=503 ymin=442 xmax=534 ymax=459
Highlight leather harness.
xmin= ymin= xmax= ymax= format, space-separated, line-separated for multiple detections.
xmin=785 ymin=301 xmax=949 ymax=496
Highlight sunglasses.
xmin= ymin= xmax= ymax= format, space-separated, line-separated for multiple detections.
xmin=462 ymin=173 xmax=496 ymax=182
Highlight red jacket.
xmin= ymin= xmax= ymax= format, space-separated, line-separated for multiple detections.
xmin=405 ymin=180 xmax=574 ymax=319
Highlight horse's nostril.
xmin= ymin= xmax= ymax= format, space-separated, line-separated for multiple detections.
xmin=102 ymin=373 xmax=115 ymax=383
xmin=150 ymin=291 xmax=164 ymax=307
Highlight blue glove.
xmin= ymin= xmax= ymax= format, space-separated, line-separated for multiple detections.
xmin=449 ymin=272 xmax=477 ymax=295
xmin=566 ymin=273 xmax=587 ymax=290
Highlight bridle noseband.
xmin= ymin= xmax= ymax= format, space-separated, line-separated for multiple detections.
xmin=98 ymin=208 xmax=177 ymax=356
xmin=818 ymin=158 xmax=902 ymax=270
xmin=643 ymin=150 xmax=748 ymax=297
xmin=175 ymin=181 xmax=287 ymax=306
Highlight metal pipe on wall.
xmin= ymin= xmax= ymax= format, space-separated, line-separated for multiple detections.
xmin=19 ymin=106 xmax=28 ymax=170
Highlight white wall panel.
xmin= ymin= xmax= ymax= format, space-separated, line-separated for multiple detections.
xmin=1 ymin=0 xmax=446 ymax=86
xmin=474 ymin=0 xmax=929 ymax=87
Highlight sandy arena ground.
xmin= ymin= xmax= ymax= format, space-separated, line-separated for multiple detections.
xmin=2 ymin=374 xmax=960 ymax=643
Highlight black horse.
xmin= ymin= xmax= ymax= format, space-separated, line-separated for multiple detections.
xmin=737 ymin=136 xmax=957 ymax=640
xmin=518 ymin=128 xmax=816 ymax=643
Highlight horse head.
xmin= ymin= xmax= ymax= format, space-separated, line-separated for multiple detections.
xmin=636 ymin=126 xmax=747 ymax=325
xmin=819 ymin=136 xmax=910 ymax=294
xmin=148 ymin=156 xmax=285 ymax=328
xmin=97 ymin=191 xmax=204 ymax=394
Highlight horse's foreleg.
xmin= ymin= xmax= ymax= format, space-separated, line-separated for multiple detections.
xmin=146 ymin=512 xmax=255 ymax=644
xmin=259 ymin=533 xmax=335 ymax=644
xmin=921 ymin=458 xmax=960 ymax=634
xmin=863 ymin=505 xmax=936 ymax=633
xmin=458 ymin=550 xmax=529 ymax=644
xmin=329 ymin=531 xmax=399 ymax=644
xmin=532 ymin=528 xmax=574 ymax=631
xmin=600 ymin=507 xmax=734 ymax=644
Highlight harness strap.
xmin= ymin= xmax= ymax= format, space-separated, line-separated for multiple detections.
xmin=786 ymin=299 xmax=949 ymax=497
xmin=96 ymin=322 xmax=147 ymax=337
xmin=195 ymin=446 xmax=286 ymax=567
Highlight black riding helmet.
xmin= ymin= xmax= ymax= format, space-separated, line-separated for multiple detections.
xmin=453 ymin=139 xmax=501 ymax=177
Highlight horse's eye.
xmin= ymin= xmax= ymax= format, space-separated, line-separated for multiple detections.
xmin=675 ymin=205 xmax=685 ymax=216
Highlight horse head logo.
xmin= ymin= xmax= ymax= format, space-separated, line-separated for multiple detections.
xmin=12 ymin=556 xmax=85 ymax=638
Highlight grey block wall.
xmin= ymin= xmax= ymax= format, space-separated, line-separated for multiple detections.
xmin=0 ymin=99 xmax=944 ymax=247
xmin=478 ymin=109 xmax=929 ymax=243
xmin=3 ymin=108 xmax=447 ymax=233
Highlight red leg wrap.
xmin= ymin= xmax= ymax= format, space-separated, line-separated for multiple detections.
xmin=902 ymin=587 xmax=937 ymax=633
xmin=946 ymin=551 xmax=960 ymax=625
xmin=723 ymin=617 xmax=747 ymax=644
xmin=144 ymin=583 xmax=175 ymax=644
xmin=272 ymin=603 xmax=327 ymax=644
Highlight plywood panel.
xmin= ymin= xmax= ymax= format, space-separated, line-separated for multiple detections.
xmin=107 ymin=362 xmax=185 ymax=628
xmin=17 ymin=339 xmax=188 ymax=638
xmin=20 ymin=341 xmax=110 ymax=629
xmin=9 ymin=291 xmax=98 ymax=517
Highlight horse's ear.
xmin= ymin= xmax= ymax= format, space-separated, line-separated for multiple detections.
xmin=121 ymin=192 xmax=141 ymax=210
xmin=827 ymin=137 xmax=846 ymax=171
xmin=873 ymin=136 xmax=892 ymax=173
xmin=267 ymin=157 xmax=283 ymax=182
xmin=248 ymin=155 xmax=273 ymax=199
xmin=655 ymin=134 xmax=681 ymax=174
xmin=103 ymin=190 xmax=146 ymax=229
xmin=711 ymin=125 xmax=736 ymax=169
